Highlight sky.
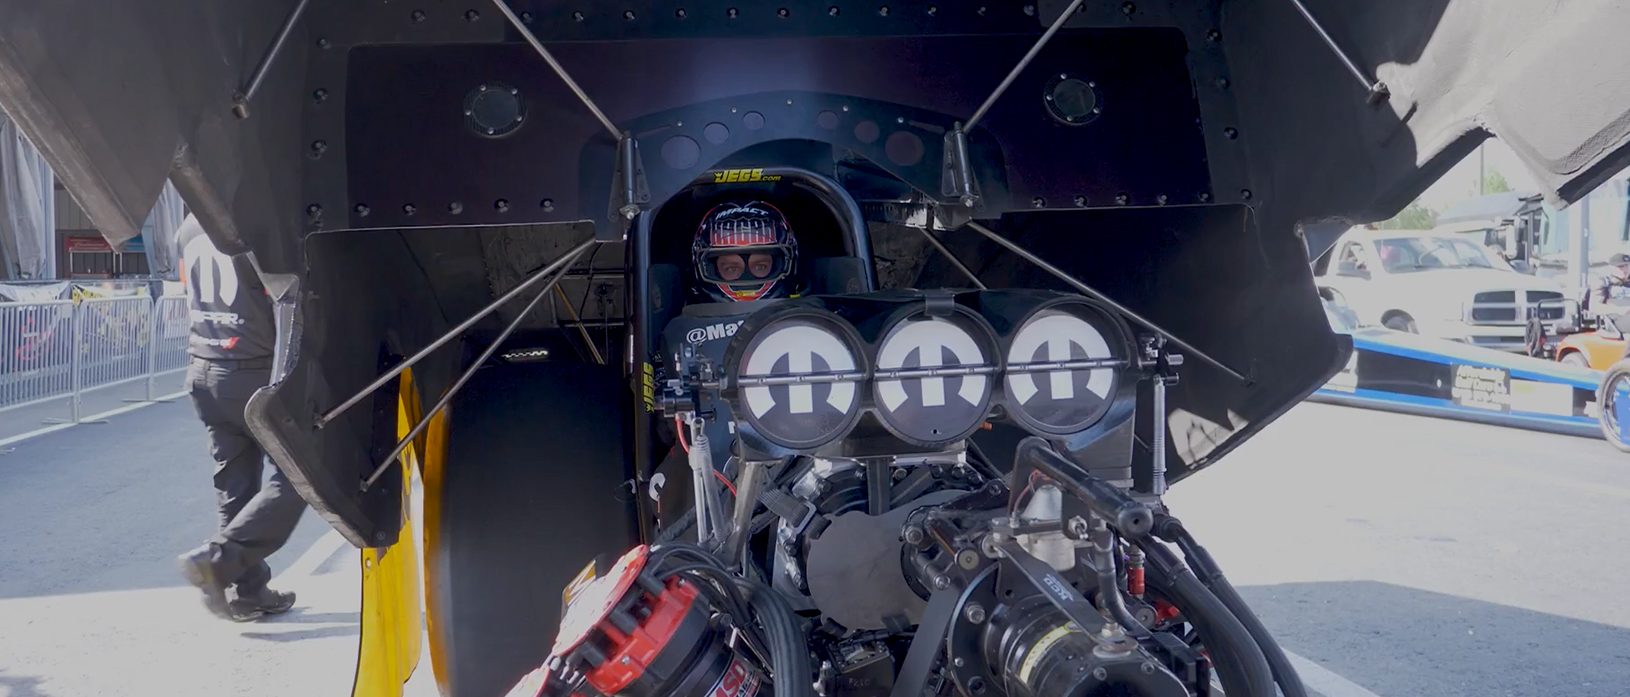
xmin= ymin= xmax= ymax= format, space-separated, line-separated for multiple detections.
xmin=1416 ymin=138 xmax=1539 ymax=213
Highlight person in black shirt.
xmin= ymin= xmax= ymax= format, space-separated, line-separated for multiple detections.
xmin=172 ymin=214 xmax=306 ymax=622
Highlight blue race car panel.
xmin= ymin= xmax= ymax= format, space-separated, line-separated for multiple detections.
xmin=1312 ymin=327 xmax=1604 ymax=438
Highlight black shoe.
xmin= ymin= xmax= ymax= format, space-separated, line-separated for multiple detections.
xmin=178 ymin=543 xmax=232 ymax=620
xmin=229 ymin=586 xmax=296 ymax=622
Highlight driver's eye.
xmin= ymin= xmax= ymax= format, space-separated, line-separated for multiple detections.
xmin=748 ymin=254 xmax=774 ymax=278
xmin=716 ymin=255 xmax=746 ymax=281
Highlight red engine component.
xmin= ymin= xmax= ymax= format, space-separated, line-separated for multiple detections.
xmin=510 ymin=545 xmax=769 ymax=697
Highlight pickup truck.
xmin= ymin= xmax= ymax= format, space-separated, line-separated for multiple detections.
xmin=1313 ymin=227 xmax=1567 ymax=352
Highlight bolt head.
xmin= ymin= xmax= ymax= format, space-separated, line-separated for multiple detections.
xmin=933 ymin=575 xmax=951 ymax=590
xmin=1093 ymin=667 xmax=1109 ymax=681
xmin=964 ymin=603 xmax=987 ymax=624
xmin=957 ymin=549 xmax=980 ymax=569
xmin=1142 ymin=662 xmax=1156 ymax=675
xmin=903 ymin=526 xmax=925 ymax=545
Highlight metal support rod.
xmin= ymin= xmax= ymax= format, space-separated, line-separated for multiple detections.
xmin=143 ymin=301 xmax=161 ymax=401
xmin=961 ymin=221 xmax=1248 ymax=383
xmin=1286 ymin=0 xmax=1389 ymax=103
xmin=913 ymin=226 xmax=987 ymax=289
xmin=492 ymin=0 xmax=621 ymax=140
xmin=232 ymin=0 xmax=313 ymax=119
xmin=361 ymin=246 xmax=590 ymax=491
xmin=320 ymin=238 xmax=599 ymax=428
xmin=69 ymin=308 xmax=82 ymax=424
xmin=1151 ymin=376 xmax=1168 ymax=496
xmin=554 ymin=284 xmax=606 ymax=364
xmin=964 ymin=0 xmax=1086 ymax=131
xmin=725 ymin=460 xmax=767 ymax=569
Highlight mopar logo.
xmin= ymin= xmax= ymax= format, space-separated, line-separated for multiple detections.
xmin=686 ymin=320 xmax=744 ymax=345
xmin=876 ymin=318 xmax=987 ymax=411
xmin=1007 ymin=313 xmax=1113 ymax=404
xmin=742 ymin=324 xmax=857 ymax=418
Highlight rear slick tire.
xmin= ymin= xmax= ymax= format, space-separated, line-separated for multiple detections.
xmin=432 ymin=360 xmax=641 ymax=697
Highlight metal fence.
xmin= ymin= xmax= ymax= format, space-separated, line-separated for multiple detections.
xmin=0 ymin=295 xmax=191 ymax=422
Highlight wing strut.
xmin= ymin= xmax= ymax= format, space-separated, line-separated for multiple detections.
xmin=360 ymin=240 xmax=598 ymax=491
xmin=959 ymin=221 xmax=1249 ymax=383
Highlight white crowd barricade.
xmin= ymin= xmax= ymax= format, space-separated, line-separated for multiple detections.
xmin=0 ymin=299 xmax=76 ymax=415
xmin=0 ymin=295 xmax=193 ymax=423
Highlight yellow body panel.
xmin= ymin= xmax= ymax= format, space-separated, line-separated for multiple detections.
xmin=353 ymin=371 xmax=442 ymax=697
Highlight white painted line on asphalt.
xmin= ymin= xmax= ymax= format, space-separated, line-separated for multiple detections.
xmin=0 ymin=421 xmax=77 ymax=448
xmin=0 ymin=390 xmax=189 ymax=450
xmin=280 ymin=528 xmax=349 ymax=581
xmin=1284 ymin=649 xmax=1384 ymax=697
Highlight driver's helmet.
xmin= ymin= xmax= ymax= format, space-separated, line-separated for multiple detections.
xmin=691 ymin=200 xmax=799 ymax=302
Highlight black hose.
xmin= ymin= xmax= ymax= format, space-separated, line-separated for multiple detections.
xmin=1094 ymin=556 xmax=1151 ymax=638
xmin=734 ymin=576 xmax=815 ymax=697
xmin=1139 ymin=540 xmax=1276 ymax=697
xmin=1156 ymin=517 xmax=1309 ymax=697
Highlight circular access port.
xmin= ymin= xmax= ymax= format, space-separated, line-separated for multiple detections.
xmin=1043 ymin=74 xmax=1101 ymax=126
xmin=465 ymin=83 xmax=525 ymax=137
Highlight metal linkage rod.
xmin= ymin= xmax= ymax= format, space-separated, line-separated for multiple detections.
xmin=361 ymin=244 xmax=591 ymax=491
xmin=319 ymin=238 xmax=600 ymax=428
xmin=1286 ymin=0 xmax=1389 ymax=103
xmin=232 ymin=0 xmax=314 ymax=119
xmin=492 ymin=0 xmax=622 ymax=139
xmin=964 ymin=0 xmax=1087 ymax=131
xmin=914 ymin=226 xmax=987 ymax=289
xmin=960 ymin=221 xmax=1248 ymax=383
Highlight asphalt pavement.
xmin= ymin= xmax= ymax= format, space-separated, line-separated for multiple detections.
xmin=0 ymin=398 xmax=1626 ymax=697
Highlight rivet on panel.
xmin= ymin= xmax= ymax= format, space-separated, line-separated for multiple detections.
xmin=878 ymin=6 xmax=890 ymax=17
xmin=306 ymin=204 xmax=322 ymax=217
xmin=541 ymin=199 xmax=555 ymax=211
xmin=1116 ymin=193 xmax=1130 ymax=205
xmin=1216 ymin=77 xmax=1230 ymax=89
xmin=411 ymin=10 xmax=426 ymax=23
xmin=624 ymin=10 xmax=636 ymax=20
xmin=355 ymin=204 xmax=371 ymax=217
xmin=316 ymin=38 xmax=331 ymax=49
xmin=1156 ymin=194 xmax=1169 ymax=205
xmin=778 ymin=8 xmax=790 ymax=17
xmin=1199 ymin=192 xmax=1211 ymax=202
xmin=495 ymin=199 xmax=510 ymax=213
xmin=1224 ymin=127 xmax=1239 ymax=139
xmin=1121 ymin=2 xmax=1136 ymax=15
xmin=976 ymin=6 xmax=987 ymax=16
xmin=449 ymin=202 xmax=464 ymax=215
xmin=465 ymin=9 xmax=480 ymax=21
xmin=521 ymin=11 xmax=534 ymax=22
xmin=1207 ymin=29 xmax=1222 ymax=42
xmin=1241 ymin=189 xmax=1253 ymax=200
xmin=1024 ymin=5 xmax=1035 ymax=16
xmin=312 ymin=88 xmax=329 ymax=104
xmin=927 ymin=6 xmax=938 ymax=15
xmin=676 ymin=8 xmax=687 ymax=18
xmin=1074 ymin=195 xmax=1086 ymax=207
xmin=573 ymin=11 xmax=584 ymax=21
xmin=403 ymin=204 xmax=417 ymax=215
xmin=727 ymin=8 xmax=739 ymax=18
xmin=1032 ymin=196 xmax=1045 ymax=208
xmin=829 ymin=6 xmax=840 ymax=16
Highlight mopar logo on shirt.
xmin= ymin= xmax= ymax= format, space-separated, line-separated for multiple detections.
xmin=686 ymin=320 xmax=745 ymax=345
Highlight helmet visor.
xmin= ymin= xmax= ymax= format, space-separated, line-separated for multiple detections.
xmin=698 ymin=246 xmax=791 ymax=285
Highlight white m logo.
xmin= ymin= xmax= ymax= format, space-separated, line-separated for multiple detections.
xmin=743 ymin=324 xmax=857 ymax=418
xmin=183 ymin=234 xmax=240 ymax=306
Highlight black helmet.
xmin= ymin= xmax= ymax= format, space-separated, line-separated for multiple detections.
xmin=691 ymin=200 xmax=799 ymax=302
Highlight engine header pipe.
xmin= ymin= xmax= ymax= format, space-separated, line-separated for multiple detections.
xmin=1015 ymin=437 xmax=1153 ymax=538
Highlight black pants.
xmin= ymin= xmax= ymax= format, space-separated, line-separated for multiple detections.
xmin=186 ymin=356 xmax=306 ymax=593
